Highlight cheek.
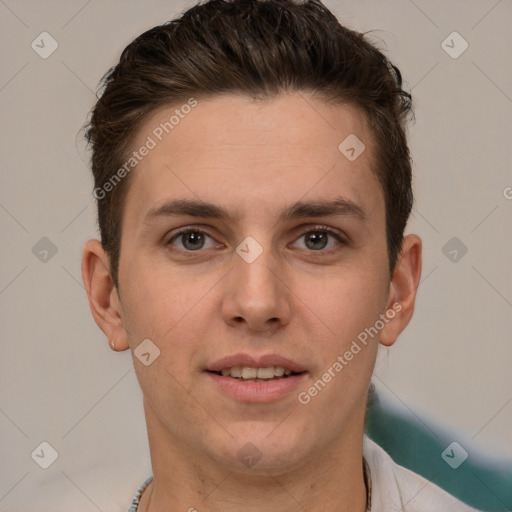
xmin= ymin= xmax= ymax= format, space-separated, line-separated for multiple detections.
xmin=121 ymin=270 xmax=214 ymax=408
xmin=295 ymin=264 xmax=388 ymax=343
xmin=119 ymin=257 xmax=219 ymax=353
xmin=299 ymin=273 xmax=385 ymax=406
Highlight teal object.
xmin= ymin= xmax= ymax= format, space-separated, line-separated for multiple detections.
xmin=128 ymin=475 xmax=153 ymax=512
xmin=365 ymin=388 xmax=512 ymax=511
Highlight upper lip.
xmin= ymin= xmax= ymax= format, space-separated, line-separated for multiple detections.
xmin=206 ymin=353 xmax=307 ymax=373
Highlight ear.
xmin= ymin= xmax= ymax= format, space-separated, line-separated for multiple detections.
xmin=380 ymin=234 xmax=422 ymax=347
xmin=81 ymin=239 xmax=130 ymax=351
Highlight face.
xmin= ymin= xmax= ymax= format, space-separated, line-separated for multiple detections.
xmin=90 ymin=93 xmax=410 ymax=473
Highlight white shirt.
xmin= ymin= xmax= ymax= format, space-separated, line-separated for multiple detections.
xmin=363 ymin=435 xmax=482 ymax=511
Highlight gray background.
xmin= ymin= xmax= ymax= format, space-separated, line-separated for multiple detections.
xmin=0 ymin=0 xmax=511 ymax=510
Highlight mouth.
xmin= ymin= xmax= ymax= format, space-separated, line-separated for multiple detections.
xmin=208 ymin=366 xmax=304 ymax=382
xmin=205 ymin=354 xmax=308 ymax=402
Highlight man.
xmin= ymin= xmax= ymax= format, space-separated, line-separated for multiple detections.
xmin=81 ymin=0 xmax=480 ymax=510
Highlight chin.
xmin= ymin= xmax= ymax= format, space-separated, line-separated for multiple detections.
xmin=210 ymin=421 xmax=311 ymax=473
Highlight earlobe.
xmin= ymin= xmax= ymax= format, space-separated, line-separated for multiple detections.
xmin=380 ymin=234 xmax=422 ymax=347
xmin=81 ymin=239 xmax=130 ymax=351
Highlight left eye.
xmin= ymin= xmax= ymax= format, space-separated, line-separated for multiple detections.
xmin=293 ymin=230 xmax=342 ymax=251
xmin=168 ymin=230 xmax=218 ymax=251
xmin=297 ymin=228 xmax=344 ymax=251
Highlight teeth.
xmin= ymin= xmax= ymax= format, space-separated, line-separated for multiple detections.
xmin=274 ymin=366 xmax=285 ymax=377
xmin=218 ymin=366 xmax=295 ymax=379
xmin=257 ymin=367 xmax=275 ymax=379
xmin=242 ymin=367 xmax=258 ymax=379
xmin=230 ymin=367 xmax=242 ymax=378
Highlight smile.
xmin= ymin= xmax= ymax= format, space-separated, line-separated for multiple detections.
xmin=214 ymin=366 xmax=297 ymax=381
xmin=205 ymin=354 xmax=309 ymax=402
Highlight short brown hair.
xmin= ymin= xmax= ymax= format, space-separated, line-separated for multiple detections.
xmin=85 ymin=0 xmax=413 ymax=289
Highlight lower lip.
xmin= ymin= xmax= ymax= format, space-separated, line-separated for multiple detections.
xmin=205 ymin=372 xmax=308 ymax=402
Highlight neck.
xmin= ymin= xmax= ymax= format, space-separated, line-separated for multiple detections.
xmin=138 ymin=401 xmax=368 ymax=512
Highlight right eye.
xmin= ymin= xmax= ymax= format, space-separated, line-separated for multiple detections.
xmin=166 ymin=228 xmax=220 ymax=252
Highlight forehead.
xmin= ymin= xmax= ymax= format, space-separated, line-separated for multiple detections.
xmin=123 ymin=93 xmax=382 ymax=227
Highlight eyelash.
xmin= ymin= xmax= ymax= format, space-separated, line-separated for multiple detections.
xmin=166 ymin=225 xmax=347 ymax=254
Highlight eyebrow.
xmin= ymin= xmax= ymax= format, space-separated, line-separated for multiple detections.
xmin=143 ymin=196 xmax=368 ymax=225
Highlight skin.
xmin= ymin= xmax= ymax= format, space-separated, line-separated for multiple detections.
xmin=82 ymin=93 xmax=422 ymax=512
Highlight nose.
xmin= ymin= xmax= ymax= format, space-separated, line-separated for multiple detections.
xmin=221 ymin=241 xmax=292 ymax=334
